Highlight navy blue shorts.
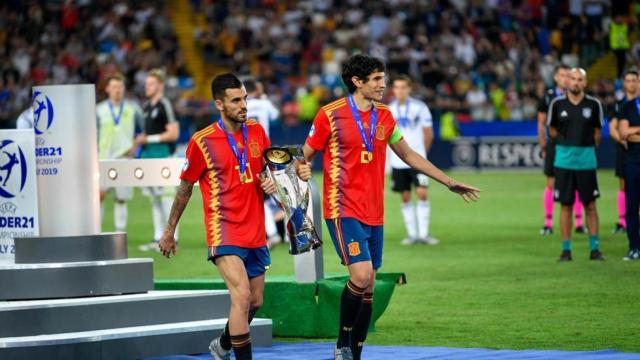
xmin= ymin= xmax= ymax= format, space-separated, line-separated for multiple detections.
xmin=325 ymin=217 xmax=383 ymax=270
xmin=207 ymin=245 xmax=271 ymax=279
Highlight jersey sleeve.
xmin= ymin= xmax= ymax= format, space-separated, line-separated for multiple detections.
xmin=268 ymin=101 xmax=280 ymax=121
xmin=388 ymin=125 xmax=403 ymax=144
xmin=160 ymin=98 xmax=177 ymax=123
xmin=419 ymin=102 xmax=433 ymax=128
xmin=547 ymin=100 xmax=557 ymax=128
xmin=180 ymin=138 xmax=207 ymax=183
xmin=537 ymin=92 xmax=548 ymax=113
xmin=594 ymin=100 xmax=604 ymax=128
xmin=620 ymin=100 xmax=633 ymax=124
xmin=305 ymin=109 xmax=331 ymax=151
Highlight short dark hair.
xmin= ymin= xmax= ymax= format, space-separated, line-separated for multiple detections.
xmin=392 ymin=74 xmax=412 ymax=86
xmin=211 ymin=73 xmax=243 ymax=100
xmin=623 ymin=69 xmax=639 ymax=79
xmin=554 ymin=64 xmax=570 ymax=74
xmin=341 ymin=54 xmax=386 ymax=93
xmin=243 ymin=78 xmax=257 ymax=93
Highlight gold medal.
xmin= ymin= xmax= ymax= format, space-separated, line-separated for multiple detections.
xmin=360 ymin=151 xmax=373 ymax=164
xmin=239 ymin=172 xmax=247 ymax=184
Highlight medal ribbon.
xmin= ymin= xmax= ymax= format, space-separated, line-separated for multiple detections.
xmin=396 ymin=99 xmax=410 ymax=127
xmin=347 ymin=95 xmax=377 ymax=154
xmin=108 ymin=100 xmax=124 ymax=126
xmin=218 ymin=118 xmax=247 ymax=178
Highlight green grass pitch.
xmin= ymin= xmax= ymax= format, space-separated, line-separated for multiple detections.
xmin=102 ymin=170 xmax=639 ymax=352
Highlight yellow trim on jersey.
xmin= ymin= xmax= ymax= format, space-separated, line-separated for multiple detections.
xmin=191 ymin=125 xmax=223 ymax=245
xmin=373 ymin=101 xmax=390 ymax=110
xmin=193 ymin=126 xmax=216 ymax=168
xmin=324 ymin=105 xmax=341 ymax=218
xmin=206 ymin=170 xmax=223 ymax=246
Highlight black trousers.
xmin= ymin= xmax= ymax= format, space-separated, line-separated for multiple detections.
xmin=625 ymin=161 xmax=640 ymax=250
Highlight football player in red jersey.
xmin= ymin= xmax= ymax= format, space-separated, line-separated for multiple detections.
xmin=159 ymin=73 xmax=310 ymax=360
xmin=303 ymin=54 xmax=479 ymax=360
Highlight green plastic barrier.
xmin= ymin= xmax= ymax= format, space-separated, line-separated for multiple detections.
xmin=155 ymin=272 xmax=405 ymax=338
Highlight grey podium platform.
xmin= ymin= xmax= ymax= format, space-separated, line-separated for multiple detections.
xmin=15 ymin=232 xmax=127 ymax=263
xmin=0 ymin=258 xmax=154 ymax=300
xmin=0 ymin=290 xmax=273 ymax=360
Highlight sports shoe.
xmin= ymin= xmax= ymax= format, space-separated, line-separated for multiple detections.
xmin=209 ymin=336 xmax=231 ymax=360
xmin=540 ymin=226 xmax=553 ymax=236
xmin=558 ymin=250 xmax=572 ymax=262
xmin=623 ymin=249 xmax=640 ymax=261
xmin=138 ymin=241 xmax=161 ymax=252
xmin=418 ymin=236 xmax=439 ymax=245
xmin=589 ymin=250 xmax=605 ymax=261
xmin=401 ymin=237 xmax=418 ymax=245
xmin=334 ymin=347 xmax=353 ymax=360
xmin=574 ymin=226 xmax=587 ymax=234
xmin=613 ymin=223 xmax=627 ymax=234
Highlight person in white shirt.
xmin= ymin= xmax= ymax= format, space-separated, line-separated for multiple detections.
xmin=244 ymin=78 xmax=284 ymax=247
xmin=96 ymin=73 xmax=143 ymax=232
xmin=15 ymin=106 xmax=34 ymax=129
xmin=389 ymin=75 xmax=438 ymax=245
xmin=244 ymin=78 xmax=279 ymax=137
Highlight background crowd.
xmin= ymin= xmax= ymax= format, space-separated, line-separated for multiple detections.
xmin=0 ymin=0 xmax=638 ymax=134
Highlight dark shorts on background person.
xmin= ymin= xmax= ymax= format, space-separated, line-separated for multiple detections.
xmin=208 ymin=245 xmax=271 ymax=278
xmin=553 ymin=168 xmax=600 ymax=205
xmin=544 ymin=142 xmax=556 ymax=177
xmin=391 ymin=168 xmax=429 ymax=192
xmin=325 ymin=217 xmax=383 ymax=270
xmin=615 ymin=143 xmax=626 ymax=178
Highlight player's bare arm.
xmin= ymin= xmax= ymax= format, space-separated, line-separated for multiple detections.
xmin=609 ymin=118 xmax=621 ymax=143
xmin=537 ymin=111 xmax=547 ymax=157
xmin=548 ymin=126 xmax=558 ymax=140
xmin=594 ymin=128 xmax=601 ymax=147
xmin=423 ymin=126 xmax=434 ymax=153
xmin=159 ymin=179 xmax=194 ymax=258
xmin=619 ymin=119 xmax=640 ymax=142
xmin=389 ymin=138 xmax=480 ymax=202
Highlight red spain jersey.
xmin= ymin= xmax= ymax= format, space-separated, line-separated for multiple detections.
xmin=181 ymin=120 xmax=270 ymax=248
xmin=305 ymin=97 xmax=397 ymax=225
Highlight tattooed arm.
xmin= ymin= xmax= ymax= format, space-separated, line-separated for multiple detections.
xmin=159 ymin=180 xmax=194 ymax=258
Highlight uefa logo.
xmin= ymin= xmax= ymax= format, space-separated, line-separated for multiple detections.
xmin=0 ymin=140 xmax=28 ymax=199
xmin=32 ymin=90 xmax=54 ymax=135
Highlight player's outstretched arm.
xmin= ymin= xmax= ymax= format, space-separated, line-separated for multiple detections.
xmin=159 ymin=179 xmax=194 ymax=258
xmin=390 ymin=138 xmax=480 ymax=202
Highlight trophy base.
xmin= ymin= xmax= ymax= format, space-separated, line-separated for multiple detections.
xmin=289 ymin=231 xmax=322 ymax=255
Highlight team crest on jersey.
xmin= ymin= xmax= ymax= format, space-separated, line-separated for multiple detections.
xmin=248 ymin=141 xmax=261 ymax=158
xmin=151 ymin=108 xmax=158 ymax=119
xmin=182 ymin=159 xmax=189 ymax=172
xmin=308 ymin=125 xmax=316 ymax=137
xmin=582 ymin=107 xmax=592 ymax=118
xmin=375 ymin=125 xmax=385 ymax=140
xmin=348 ymin=242 xmax=361 ymax=256
xmin=560 ymin=110 xmax=568 ymax=117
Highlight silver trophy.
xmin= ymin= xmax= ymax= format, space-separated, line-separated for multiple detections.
xmin=263 ymin=146 xmax=322 ymax=255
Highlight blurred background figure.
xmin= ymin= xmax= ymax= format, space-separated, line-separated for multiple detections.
xmin=96 ymin=73 xmax=142 ymax=233
xmin=136 ymin=69 xmax=180 ymax=251
xmin=389 ymin=75 xmax=437 ymax=246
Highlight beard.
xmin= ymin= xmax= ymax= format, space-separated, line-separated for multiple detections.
xmin=569 ymin=87 xmax=582 ymax=95
xmin=223 ymin=108 xmax=247 ymax=123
